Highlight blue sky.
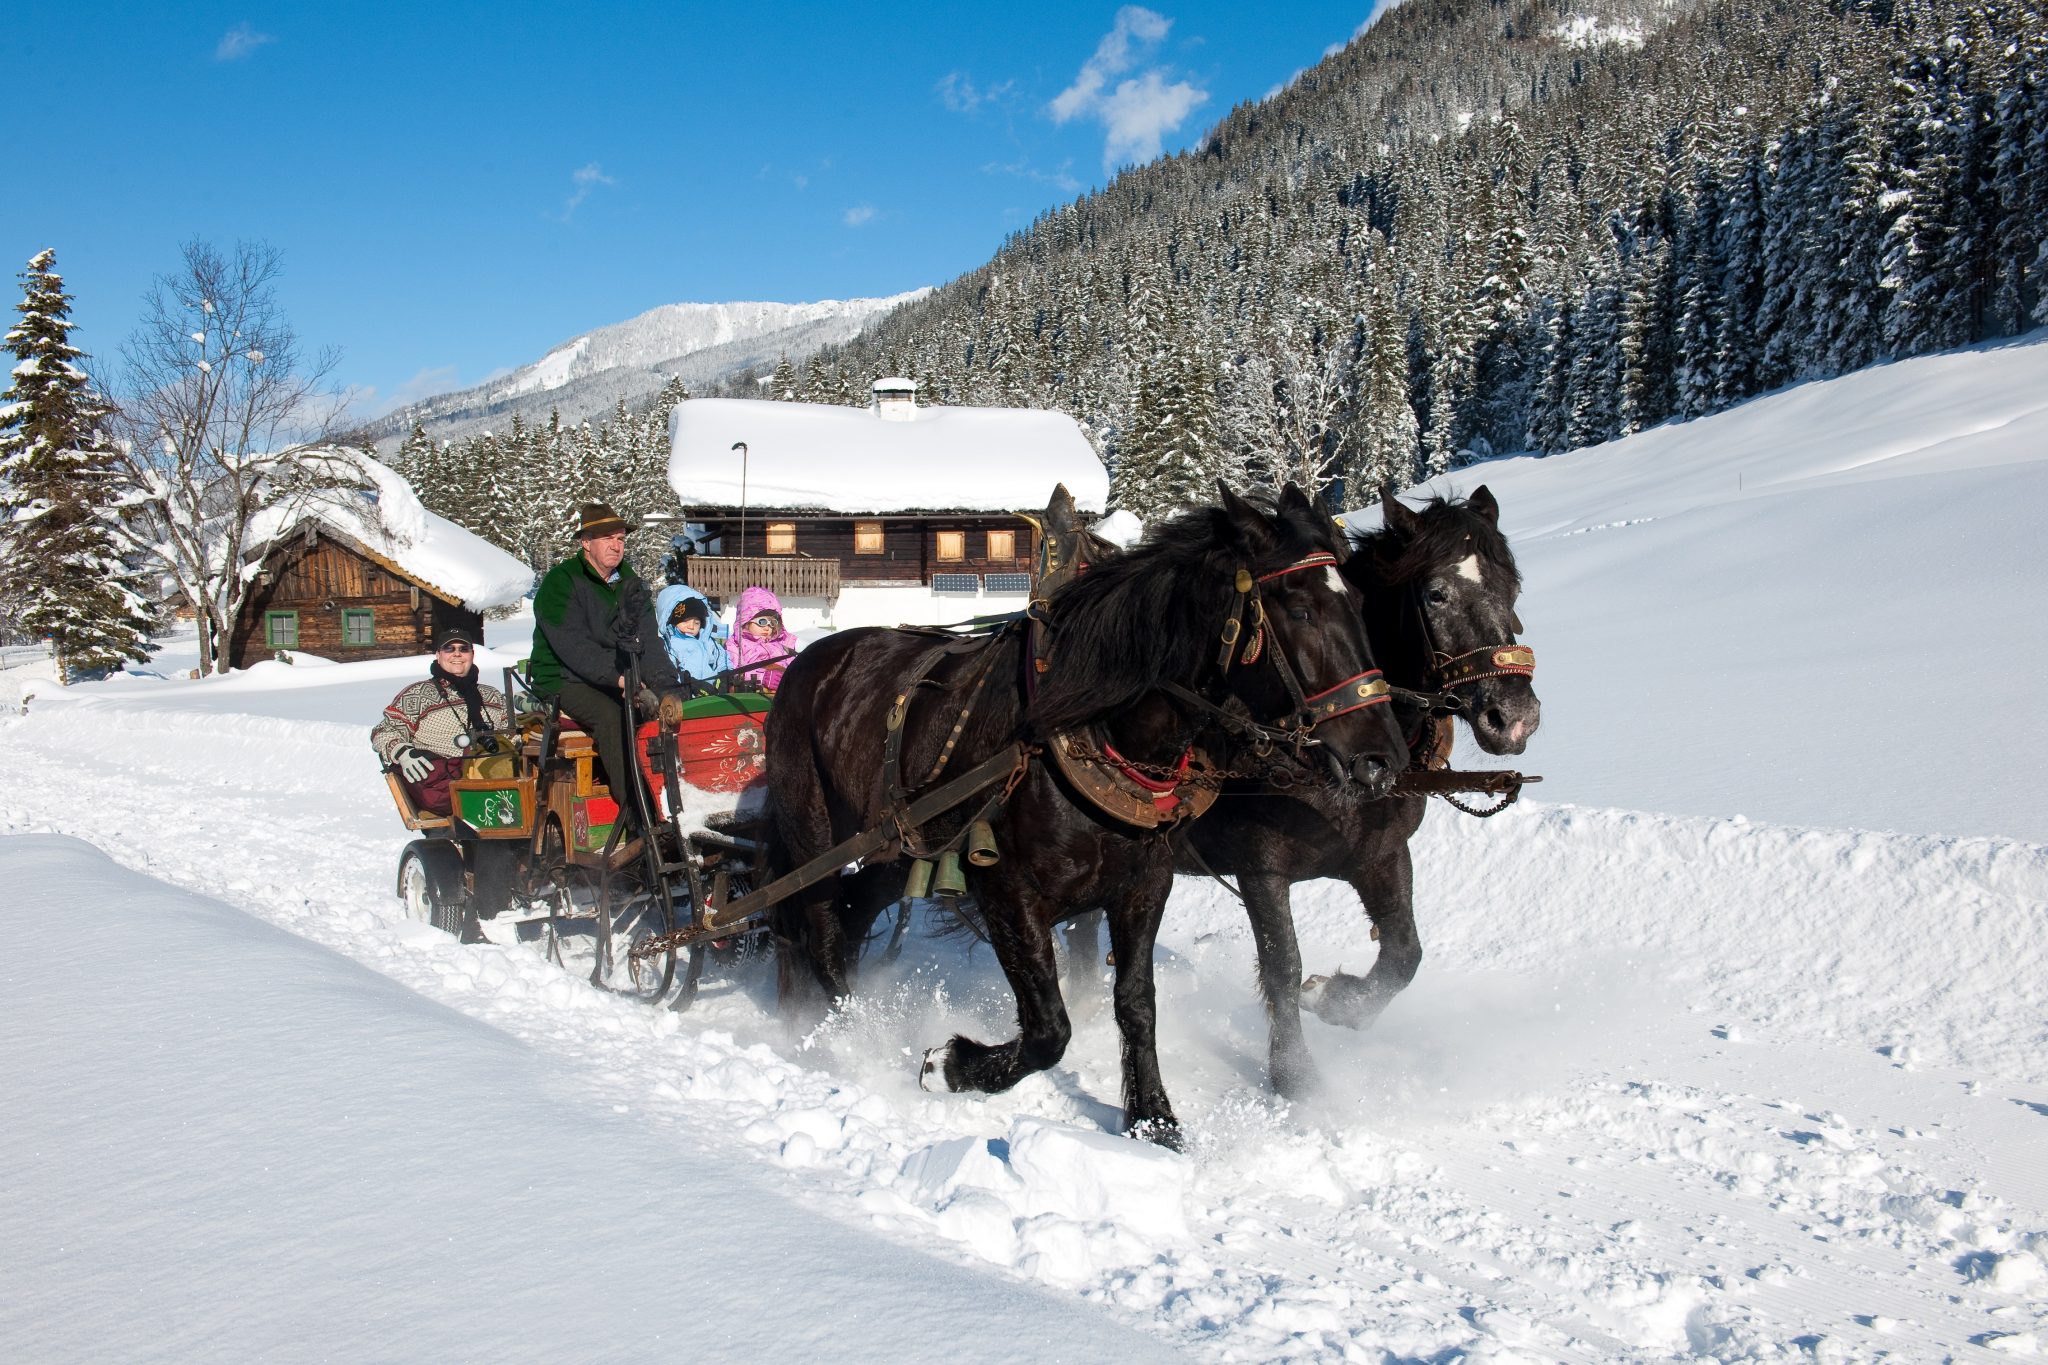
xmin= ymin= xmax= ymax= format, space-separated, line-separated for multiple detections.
xmin=8 ymin=3 xmax=1377 ymax=417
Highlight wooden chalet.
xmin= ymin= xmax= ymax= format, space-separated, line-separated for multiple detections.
xmin=666 ymin=380 xmax=1109 ymax=628
xmin=230 ymin=521 xmax=478 ymax=668
xmin=227 ymin=473 xmax=534 ymax=669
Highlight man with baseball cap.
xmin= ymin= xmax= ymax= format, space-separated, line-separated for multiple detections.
xmin=529 ymin=502 xmax=680 ymax=837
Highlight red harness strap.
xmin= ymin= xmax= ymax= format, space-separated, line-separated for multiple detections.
xmin=1100 ymin=741 xmax=1194 ymax=813
xmin=1254 ymin=550 xmax=1341 ymax=584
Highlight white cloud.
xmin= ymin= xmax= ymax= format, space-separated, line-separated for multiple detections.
xmin=842 ymin=204 xmax=877 ymax=228
xmin=215 ymin=22 xmax=274 ymax=61
xmin=1047 ymin=6 xmax=1207 ymax=172
xmin=938 ymin=72 xmax=981 ymax=112
xmin=561 ymin=162 xmax=616 ymax=219
xmin=1049 ymin=6 xmax=1171 ymax=122
xmin=937 ymin=71 xmax=1016 ymax=114
xmin=1098 ymin=69 xmax=1208 ymax=168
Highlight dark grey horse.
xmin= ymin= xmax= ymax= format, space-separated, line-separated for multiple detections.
xmin=1064 ymin=485 xmax=1540 ymax=1098
xmin=1189 ymin=484 xmax=1539 ymax=1095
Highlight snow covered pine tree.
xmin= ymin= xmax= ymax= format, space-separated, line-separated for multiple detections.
xmin=0 ymin=250 xmax=154 ymax=679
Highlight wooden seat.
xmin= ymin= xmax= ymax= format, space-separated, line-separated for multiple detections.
xmin=554 ymin=725 xmax=598 ymax=759
xmin=385 ymin=768 xmax=452 ymax=830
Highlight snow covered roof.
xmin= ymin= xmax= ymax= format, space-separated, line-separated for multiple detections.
xmin=667 ymin=397 xmax=1108 ymax=515
xmin=244 ymin=451 xmax=533 ymax=612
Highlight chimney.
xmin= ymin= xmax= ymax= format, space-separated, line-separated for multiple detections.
xmin=871 ymin=376 xmax=919 ymax=423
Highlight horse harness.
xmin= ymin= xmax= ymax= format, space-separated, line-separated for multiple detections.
xmin=1385 ymin=548 xmax=1541 ymax=817
xmin=1210 ymin=550 xmax=1395 ymax=737
xmin=880 ymin=626 xmax=1039 ymax=863
xmin=1049 ymin=548 xmax=1395 ymax=831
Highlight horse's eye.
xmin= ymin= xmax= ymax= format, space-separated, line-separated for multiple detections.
xmin=1288 ymin=607 xmax=1311 ymax=623
xmin=1427 ymin=587 xmax=1450 ymax=605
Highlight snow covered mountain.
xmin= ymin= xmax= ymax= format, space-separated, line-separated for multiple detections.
xmin=364 ymin=290 xmax=928 ymax=449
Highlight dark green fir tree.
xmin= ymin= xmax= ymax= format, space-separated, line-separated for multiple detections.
xmin=0 ymin=250 xmax=154 ymax=679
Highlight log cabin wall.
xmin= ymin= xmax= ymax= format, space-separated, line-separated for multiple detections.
xmin=689 ymin=514 xmax=1036 ymax=588
xmin=229 ymin=531 xmax=479 ymax=668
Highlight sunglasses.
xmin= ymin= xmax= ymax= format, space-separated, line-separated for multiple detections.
xmin=438 ymin=642 xmax=474 ymax=653
xmin=747 ymin=614 xmax=780 ymax=628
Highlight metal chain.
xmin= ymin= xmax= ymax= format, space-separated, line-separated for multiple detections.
xmin=1060 ymin=735 xmax=1307 ymax=787
xmin=1436 ymin=787 xmax=1520 ymax=818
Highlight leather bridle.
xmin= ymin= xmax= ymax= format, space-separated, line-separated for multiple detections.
xmin=1160 ymin=549 xmax=1392 ymax=778
xmin=1397 ymin=558 xmax=1536 ymax=716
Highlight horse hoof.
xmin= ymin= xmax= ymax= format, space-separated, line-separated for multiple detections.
xmin=1302 ymin=972 xmax=1372 ymax=1029
xmin=918 ymin=1044 xmax=956 ymax=1093
xmin=1300 ymin=974 xmax=1332 ymax=1013
xmin=1127 ymin=1116 xmax=1185 ymax=1152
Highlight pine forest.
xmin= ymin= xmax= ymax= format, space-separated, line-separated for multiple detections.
xmin=397 ymin=0 xmax=2045 ymax=539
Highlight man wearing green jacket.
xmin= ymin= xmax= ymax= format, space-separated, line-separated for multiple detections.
xmin=531 ymin=502 xmax=680 ymax=836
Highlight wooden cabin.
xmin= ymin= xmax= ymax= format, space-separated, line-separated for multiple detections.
xmin=226 ymin=468 xmax=533 ymax=670
xmin=667 ymin=380 xmax=1108 ymax=629
xmin=229 ymin=521 xmax=483 ymax=668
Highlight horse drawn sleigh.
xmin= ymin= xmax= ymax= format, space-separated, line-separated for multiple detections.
xmin=386 ymin=669 xmax=781 ymax=1008
xmin=385 ymin=482 xmax=1541 ymax=1144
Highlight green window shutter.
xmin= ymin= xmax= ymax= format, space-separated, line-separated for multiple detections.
xmin=342 ymin=609 xmax=375 ymax=646
xmin=265 ymin=611 xmax=299 ymax=648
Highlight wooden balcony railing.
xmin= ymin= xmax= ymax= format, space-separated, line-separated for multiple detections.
xmin=682 ymin=555 xmax=842 ymax=602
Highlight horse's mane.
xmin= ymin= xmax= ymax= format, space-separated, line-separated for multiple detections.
xmin=1349 ymin=494 xmax=1520 ymax=589
xmin=1027 ymin=495 xmax=1335 ymax=737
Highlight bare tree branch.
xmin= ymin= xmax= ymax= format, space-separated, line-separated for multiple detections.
xmin=107 ymin=240 xmax=358 ymax=674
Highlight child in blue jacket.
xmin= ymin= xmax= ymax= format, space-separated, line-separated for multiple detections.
xmin=654 ymin=583 xmax=729 ymax=685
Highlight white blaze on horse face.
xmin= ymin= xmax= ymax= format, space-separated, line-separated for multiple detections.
xmin=1454 ymin=554 xmax=1484 ymax=584
xmin=1325 ymin=566 xmax=1347 ymax=597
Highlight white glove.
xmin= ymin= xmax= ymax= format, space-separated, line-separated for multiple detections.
xmin=397 ymin=747 xmax=434 ymax=783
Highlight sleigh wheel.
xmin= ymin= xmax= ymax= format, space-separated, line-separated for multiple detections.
xmin=592 ymin=876 xmax=677 ymax=1003
xmin=398 ymin=842 xmax=465 ymax=938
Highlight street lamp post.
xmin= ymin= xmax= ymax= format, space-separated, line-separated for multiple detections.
xmin=730 ymin=441 xmax=749 ymax=557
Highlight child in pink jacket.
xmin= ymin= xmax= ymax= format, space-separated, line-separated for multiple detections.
xmin=727 ymin=585 xmax=800 ymax=693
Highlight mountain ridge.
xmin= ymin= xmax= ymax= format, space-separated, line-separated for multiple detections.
xmin=363 ymin=289 xmax=928 ymax=448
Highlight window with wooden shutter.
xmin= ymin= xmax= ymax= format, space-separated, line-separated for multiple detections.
xmin=986 ymin=529 xmax=1016 ymax=561
xmin=935 ymin=530 xmax=966 ymax=561
xmin=765 ymin=522 xmax=796 ymax=555
xmin=854 ymin=521 xmax=884 ymax=554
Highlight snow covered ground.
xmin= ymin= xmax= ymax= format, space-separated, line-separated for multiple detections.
xmin=4 ymin=336 xmax=2046 ymax=1361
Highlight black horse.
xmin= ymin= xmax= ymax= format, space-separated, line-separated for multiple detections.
xmin=1174 ymin=484 xmax=1541 ymax=1097
xmin=763 ymin=485 xmax=1407 ymax=1144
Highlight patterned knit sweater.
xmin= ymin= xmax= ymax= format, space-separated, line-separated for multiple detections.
xmin=370 ymin=675 xmax=512 ymax=765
